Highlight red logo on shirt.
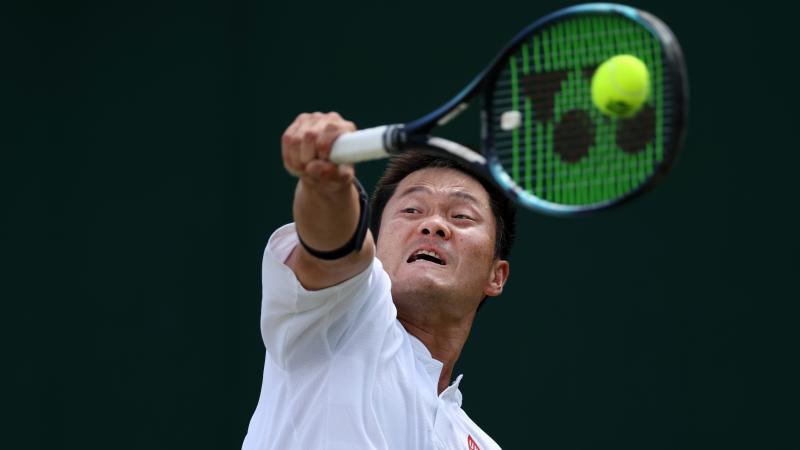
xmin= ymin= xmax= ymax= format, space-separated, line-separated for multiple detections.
xmin=468 ymin=435 xmax=480 ymax=450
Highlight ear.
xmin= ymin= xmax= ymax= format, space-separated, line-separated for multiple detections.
xmin=483 ymin=259 xmax=510 ymax=297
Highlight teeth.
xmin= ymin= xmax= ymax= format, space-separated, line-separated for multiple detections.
xmin=415 ymin=249 xmax=440 ymax=259
xmin=407 ymin=249 xmax=446 ymax=265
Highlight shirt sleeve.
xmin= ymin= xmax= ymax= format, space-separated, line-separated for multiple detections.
xmin=259 ymin=223 xmax=394 ymax=371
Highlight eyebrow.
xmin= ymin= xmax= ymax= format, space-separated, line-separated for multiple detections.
xmin=397 ymin=185 xmax=483 ymax=207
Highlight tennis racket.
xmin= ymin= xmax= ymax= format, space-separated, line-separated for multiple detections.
xmin=329 ymin=3 xmax=688 ymax=216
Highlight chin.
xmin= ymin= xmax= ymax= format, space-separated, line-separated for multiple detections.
xmin=392 ymin=270 xmax=449 ymax=299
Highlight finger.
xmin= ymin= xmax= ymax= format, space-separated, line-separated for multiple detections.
xmin=297 ymin=124 xmax=319 ymax=167
xmin=283 ymin=135 xmax=304 ymax=176
xmin=282 ymin=112 xmax=310 ymax=151
xmin=285 ymin=113 xmax=307 ymax=137
xmin=316 ymin=122 xmax=349 ymax=160
xmin=318 ymin=115 xmax=356 ymax=160
xmin=304 ymin=160 xmax=338 ymax=182
xmin=282 ymin=115 xmax=308 ymax=176
xmin=325 ymin=112 xmax=356 ymax=132
xmin=335 ymin=163 xmax=355 ymax=183
xmin=284 ymin=160 xmax=303 ymax=177
xmin=298 ymin=119 xmax=324 ymax=168
xmin=344 ymin=120 xmax=358 ymax=133
xmin=304 ymin=159 xmax=355 ymax=189
xmin=315 ymin=161 xmax=354 ymax=186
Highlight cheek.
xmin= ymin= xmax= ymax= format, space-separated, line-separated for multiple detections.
xmin=456 ymin=229 xmax=496 ymax=267
xmin=376 ymin=221 xmax=408 ymax=264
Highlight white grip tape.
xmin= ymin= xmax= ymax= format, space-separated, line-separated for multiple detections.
xmin=330 ymin=126 xmax=391 ymax=164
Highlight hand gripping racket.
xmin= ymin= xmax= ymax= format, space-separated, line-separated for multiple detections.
xmin=329 ymin=3 xmax=688 ymax=216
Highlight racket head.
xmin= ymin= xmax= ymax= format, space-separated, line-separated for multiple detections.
xmin=481 ymin=4 xmax=688 ymax=216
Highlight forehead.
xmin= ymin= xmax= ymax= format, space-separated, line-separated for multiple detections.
xmin=390 ymin=167 xmax=491 ymax=209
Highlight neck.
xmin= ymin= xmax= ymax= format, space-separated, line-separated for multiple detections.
xmin=397 ymin=310 xmax=476 ymax=394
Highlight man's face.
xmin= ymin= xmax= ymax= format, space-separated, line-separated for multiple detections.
xmin=376 ymin=167 xmax=508 ymax=315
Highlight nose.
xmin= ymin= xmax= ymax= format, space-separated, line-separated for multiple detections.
xmin=419 ymin=216 xmax=450 ymax=240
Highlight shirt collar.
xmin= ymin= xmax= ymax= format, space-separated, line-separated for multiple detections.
xmin=439 ymin=374 xmax=464 ymax=406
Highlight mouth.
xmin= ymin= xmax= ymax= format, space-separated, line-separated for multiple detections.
xmin=406 ymin=249 xmax=446 ymax=266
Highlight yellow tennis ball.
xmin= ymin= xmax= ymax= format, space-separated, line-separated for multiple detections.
xmin=591 ymin=54 xmax=651 ymax=118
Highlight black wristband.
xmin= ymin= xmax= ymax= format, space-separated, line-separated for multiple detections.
xmin=297 ymin=178 xmax=370 ymax=260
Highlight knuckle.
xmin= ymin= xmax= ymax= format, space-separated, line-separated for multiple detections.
xmin=282 ymin=133 xmax=300 ymax=147
xmin=283 ymin=161 xmax=301 ymax=175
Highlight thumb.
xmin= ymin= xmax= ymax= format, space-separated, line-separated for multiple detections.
xmin=303 ymin=160 xmax=354 ymax=191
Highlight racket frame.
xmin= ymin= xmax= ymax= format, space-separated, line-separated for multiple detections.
xmin=477 ymin=4 xmax=689 ymax=215
xmin=330 ymin=3 xmax=689 ymax=216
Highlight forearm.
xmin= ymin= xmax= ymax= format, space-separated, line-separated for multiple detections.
xmin=280 ymin=112 xmax=375 ymax=289
xmin=289 ymin=179 xmax=375 ymax=289
xmin=293 ymin=177 xmax=359 ymax=252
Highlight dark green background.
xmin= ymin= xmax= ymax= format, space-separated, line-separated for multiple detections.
xmin=4 ymin=0 xmax=797 ymax=448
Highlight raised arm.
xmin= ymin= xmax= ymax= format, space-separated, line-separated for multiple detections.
xmin=281 ymin=112 xmax=376 ymax=290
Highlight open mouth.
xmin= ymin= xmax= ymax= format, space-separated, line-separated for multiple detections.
xmin=407 ymin=249 xmax=446 ymax=265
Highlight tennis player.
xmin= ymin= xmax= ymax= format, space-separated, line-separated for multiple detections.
xmin=242 ymin=112 xmax=515 ymax=450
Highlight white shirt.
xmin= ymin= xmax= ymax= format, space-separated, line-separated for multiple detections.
xmin=242 ymin=224 xmax=501 ymax=450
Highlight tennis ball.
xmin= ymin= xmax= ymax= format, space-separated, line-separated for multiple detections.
xmin=591 ymin=54 xmax=651 ymax=118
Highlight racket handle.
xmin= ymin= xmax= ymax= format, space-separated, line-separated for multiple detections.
xmin=330 ymin=125 xmax=398 ymax=164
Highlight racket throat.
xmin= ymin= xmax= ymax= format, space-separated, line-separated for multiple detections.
xmin=405 ymin=135 xmax=487 ymax=165
xmin=436 ymin=102 xmax=469 ymax=126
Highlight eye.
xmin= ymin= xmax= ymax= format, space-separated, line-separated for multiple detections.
xmin=453 ymin=213 xmax=473 ymax=221
xmin=402 ymin=207 xmax=420 ymax=214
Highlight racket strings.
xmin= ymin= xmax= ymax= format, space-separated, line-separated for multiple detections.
xmin=487 ymin=13 xmax=674 ymax=205
xmin=493 ymin=120 xmax=672 ymax=201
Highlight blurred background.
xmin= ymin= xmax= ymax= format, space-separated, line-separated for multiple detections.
xmin=3 ymin=0 xmax=797 ymax=448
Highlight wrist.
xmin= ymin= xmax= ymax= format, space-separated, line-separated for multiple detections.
xmin=297 ymin=178 xmax=370 ymax=260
